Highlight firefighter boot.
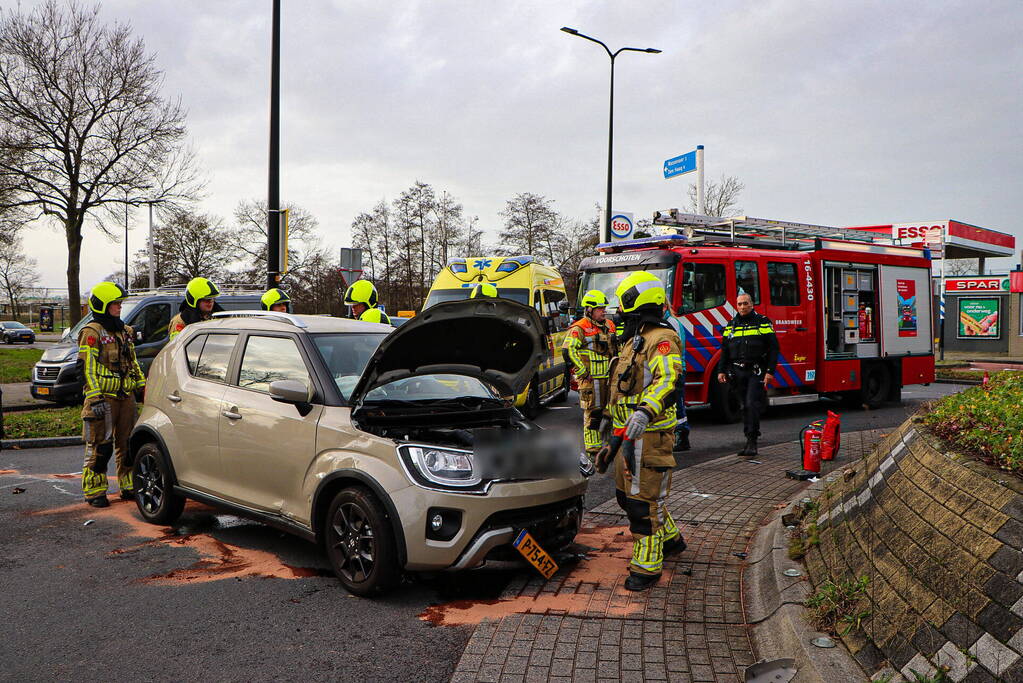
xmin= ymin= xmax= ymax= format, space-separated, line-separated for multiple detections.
xmin=673 ymin=428 xmax=690 ymax=452
xmin=663 ymin=534 xmax=687 ymax=557
xmin=625 ymin=571 xmax=661 ymax=591
xmin=87 ymin=495 xmax=110 ymax=508
xmin=742 ymin=436 xmax=758 ymax=457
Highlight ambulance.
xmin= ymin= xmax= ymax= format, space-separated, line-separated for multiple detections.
xmin=424 ymin=255 xmax=570 ymax=416
xmin=577 ymin=212 xmax=936 ymax=422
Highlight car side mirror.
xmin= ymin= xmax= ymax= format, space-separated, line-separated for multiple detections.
xmin=270 ymin=379 xmax=314 ymax=416
xmin=558 ymin=301 xmax=569 ymax=313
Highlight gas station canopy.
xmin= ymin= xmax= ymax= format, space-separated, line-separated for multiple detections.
xmin=846 ymin=220 xmax=1016 ymax=260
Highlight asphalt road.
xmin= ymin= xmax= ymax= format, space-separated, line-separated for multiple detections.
xmin=0 ymin=383 xmax=968 ymax=681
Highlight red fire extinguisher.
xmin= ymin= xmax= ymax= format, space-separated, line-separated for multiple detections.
xmin=800 ymin=421 xmax=823 ymax=473
xmin=858 ymin=304 xmax=873 ymax=340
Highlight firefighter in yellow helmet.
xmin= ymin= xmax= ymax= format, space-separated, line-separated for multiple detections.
xmin=79 ymin=282 xmax=146 ymax=508
xmin=469 ymin=282 xmax=498 ymax=299
xmin=562 ymin=289 xmax=617 ymax=463
xmin=344 ymin=279 xmax=392 ymax=325
xmin=261 ymin=288 xmax=291 ymax=312
xmin=169 ymin=277 xmax=221 ymax=340
xmin=598 ymin=271 xmax=685 ymax=591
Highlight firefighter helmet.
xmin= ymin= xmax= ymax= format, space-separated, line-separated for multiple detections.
xmin=343 ymin=279 xmax=378 ymax=308
xmin=88 ymin=281 xmax=128 ymax=315
xmin=360 ymin=307 xmax=391 ymax=325
xmin=469 ymin=282 xmax=498 ymax=299
xmin=261 ymin=288 xmax=291 ymax=311
xmin=581 ymin=289 xmax=608 ymax=308
xmin=184 ymin=277 xmax=221 ymax=308
xmin=615 ymin=271 xmax=666 ymax=313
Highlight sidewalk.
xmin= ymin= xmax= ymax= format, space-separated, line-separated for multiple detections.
xmin=447 ymin=429 xmax=887 ymax=682
xmin=1 ymin=383 xmax=48 ymax=409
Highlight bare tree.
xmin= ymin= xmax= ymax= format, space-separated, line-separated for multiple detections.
xmin=0 ymin=1 xmax=202 ymax=323
xmin=687 ymin=175 xmax=745 ymax=217
xmin=0 ymin=233 xmax=39 ymax=315
xmin=155 ymin=209 xmax=237 ymax=283
xmin=942 ymin=259 xmax=979 ymax=276
xmin=498 ymin=193 xmax=559 ymax=256
xmin=231 ymin=199 xmax=318 ymax=282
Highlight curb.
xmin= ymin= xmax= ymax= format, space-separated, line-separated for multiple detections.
xmin=2 ymin=403 xmax=71 ymax=413
xmin=933 ymin=378 xmax=981 ymax=385
xmin=745 ymin=499 xmax=868 ymax=682
xmin=1 ymin=435 xmax=82 ymax=449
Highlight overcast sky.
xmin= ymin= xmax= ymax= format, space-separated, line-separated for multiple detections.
xmin=12 ymin=0 xmax=1023 ymax=289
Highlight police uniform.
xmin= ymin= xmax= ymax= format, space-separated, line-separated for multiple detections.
xmin=78 ymin=284 xmax=146 ymax=505
xmin=720 ymin=310 xmax=779 ymax=455
xmin=563 ymin=311 xmax=616 ymax=459
xmin=603 ymin=272 xmax=685 ymax=591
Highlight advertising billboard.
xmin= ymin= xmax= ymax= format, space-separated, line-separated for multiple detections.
xmin=957 ymin=298 xmax=1000 ymax=339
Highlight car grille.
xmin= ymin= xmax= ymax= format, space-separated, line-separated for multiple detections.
xmin=36 ymin=366 xmax=60 ymax=381
xmin=481 ymin=497 xmax=584 ymax=560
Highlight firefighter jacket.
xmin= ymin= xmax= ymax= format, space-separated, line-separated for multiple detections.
xmin=607 ymin=321 xmax=683 ymax=435
xmin=720 ymin=311 xmax=779 ymax=374
xmin=77 ymin=322 xmax=145 ymax=401
xmin=562 ymin=316 xmax=617 ymax=379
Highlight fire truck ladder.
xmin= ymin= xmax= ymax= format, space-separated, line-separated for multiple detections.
xmin=651 ymin=210 xmax=891 ymax=247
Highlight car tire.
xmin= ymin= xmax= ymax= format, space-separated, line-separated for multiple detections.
xmin=133 ymin=442 xmax=185 ymax=525
xmin=523 ymin=378 xmax=541 ymax=419
xmin=859 ymin=363 xmax=891 ymax=409
xmin=710 ymin=367 xmax=742 ymax=424
xmin=324 ymin=486 xmax=400 ymax=597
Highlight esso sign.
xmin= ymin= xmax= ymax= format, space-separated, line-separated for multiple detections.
xmin=609 ymin=212 xmax=634 ymax=240
xmin=892 ymin=223 xmax=944 ymax=244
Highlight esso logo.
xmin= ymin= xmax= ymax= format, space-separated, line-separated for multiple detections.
xmin=610 ymin=214 xmax=633 ymax=239
xmin=893 ymin=224 xmax=942 ymax=242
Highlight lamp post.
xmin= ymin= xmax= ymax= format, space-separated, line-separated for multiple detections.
xmin=124 ymin=189 xmax=130 ymax=291
xmin=267 ymin=0 xmax=281 ymax=290
xmin=561 ymin=27 xmax=660 ymax=242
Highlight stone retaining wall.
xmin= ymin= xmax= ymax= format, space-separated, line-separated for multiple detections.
xmin=805 ymin=417 xmax=1023 ymax=682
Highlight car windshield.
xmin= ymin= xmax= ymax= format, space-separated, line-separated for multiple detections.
xmin=4 ymin=321 xmax=28 ymax=329
xmin=424 ymin=287 xmax=530 ymax=308
xmin=363 ymin=374 xmax=497 ymax=403
xmin=578 ymin=266 xmax=675 ymax=313
xmin=312 ymin=332 xmax=389 ymax=399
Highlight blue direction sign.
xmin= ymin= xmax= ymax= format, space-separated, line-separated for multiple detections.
xmin=663 ymin=150 xmax=697 ymax=179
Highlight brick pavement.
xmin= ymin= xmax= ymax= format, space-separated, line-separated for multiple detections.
xmin=448 ymin=429 xmax=888 ymax=682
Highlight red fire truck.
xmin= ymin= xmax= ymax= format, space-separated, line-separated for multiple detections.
xmin=578 ymin=212 xmax=936 ymax=421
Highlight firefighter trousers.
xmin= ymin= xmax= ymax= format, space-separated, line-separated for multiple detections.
xmin=730 ymin=365 xmax=767 ymax=439
xmin=579 ymin=377 xmax=609 ymax=457
xmin=614 ymin=430 xmax=682 ymax=576
xmin=81 ymin=395 xmax=137 ymax=500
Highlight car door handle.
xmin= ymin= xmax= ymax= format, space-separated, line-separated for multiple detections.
xmin=167 ymin=394 xmax=182 ymax=403
xmin=222 ymin=410 xmax=242 ymax=420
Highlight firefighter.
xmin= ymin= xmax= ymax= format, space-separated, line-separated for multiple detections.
xmin=79 ymin=282 xmax=146 ymax=507
xmin=169 ymin=277 xmax=222 ymax=340
xmin=344 ymin=279 xmax=392 ymax=325
xmin=716 ymin=292 xmax=779 ymax=457
xmin=469 ymin=282 xmax=498 ymax=298
xmin=261 ymin=287 xmax=291 ymax=312
xmin=601 ymin=272 xmax=685 ymax=592
xmin=562 ymin=289 xmax=617 ymax=463
xmin=663 ymin=306 xmax=691 ymax=452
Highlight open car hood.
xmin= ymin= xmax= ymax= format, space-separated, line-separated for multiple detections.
xmin=349 ymin=298 xmax=546 ymax=405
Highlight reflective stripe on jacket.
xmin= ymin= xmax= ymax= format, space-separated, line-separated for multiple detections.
xmin=719 ymin=311 xmax=779 ymax=373
xmin=607 ymin=322 xmax=683 ymax=432
xmin=78 ymin=323 xmax=145 ymax=399
xmin=562 ymin=316 xmax=616 ymax=379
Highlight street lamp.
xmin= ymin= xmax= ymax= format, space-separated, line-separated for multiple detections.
xmin=561 ymin=27 xmax=660 ymax=242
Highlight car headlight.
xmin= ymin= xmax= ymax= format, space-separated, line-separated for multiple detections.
xmin=403 ymin=445 xmax=481 ymax=488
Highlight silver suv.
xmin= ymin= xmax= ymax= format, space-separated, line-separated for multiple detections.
xmin=130 ymin=300 xmax=587 ymax=595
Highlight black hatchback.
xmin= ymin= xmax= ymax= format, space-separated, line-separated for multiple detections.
xmin=0 ymin=321 xmax=35 ymax=344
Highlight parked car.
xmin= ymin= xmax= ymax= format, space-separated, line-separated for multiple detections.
xmin=30 ymin=289 xmax=262 ymax=403
xmin=1 ymin=321 xmax=36 ymax=344
xmin=129 ymin=301 xmax=588 ymax=596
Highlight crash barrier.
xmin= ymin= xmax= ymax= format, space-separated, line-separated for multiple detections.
xmin=804 ymin=416 xmax=1023 ymax=680
xmin=787 ymin=411 xmax=841 ymax=480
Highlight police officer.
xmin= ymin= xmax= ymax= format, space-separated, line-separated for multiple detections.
xmin=716 ymin=292 xmax=779 ymax=457
xmin=563 ymin=290 xmax=617 ymax=463
xmin=602 ymin=272 xmax=685 ymax=591
xmin=79 ymin=282 xmax=146 ymax=507
xmin=169 ymin=277 xmax=222 ymax=340
xmin=343 ymin=279 xmax=392 ymax=325
xmin=663 ymin=306 xmax=690 ymax=452
xmin=261 ymin=287 xmax=291 ymax=312
xmin=469 ymin=282 xmax=498 ymax=298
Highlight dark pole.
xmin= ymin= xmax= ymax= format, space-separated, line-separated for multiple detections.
xmin=124 ymin=190 xmax=129 ymax=290
xmin=267 ymin=0 xmax=281 ymax=290
xmin=560 ymin=28 xmax=660 ymax=242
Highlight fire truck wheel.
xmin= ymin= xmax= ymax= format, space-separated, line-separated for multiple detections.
xmin=859 ymin=363 xmax=891 ymax=409
xmin=710 ymin=371 xmax=742 ymax=424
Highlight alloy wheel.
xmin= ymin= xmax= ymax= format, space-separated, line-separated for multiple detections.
xmin=136 ymin=452 xmax=164 ymax=514
xmin=331 ymin=502 xmax=376 ymax=583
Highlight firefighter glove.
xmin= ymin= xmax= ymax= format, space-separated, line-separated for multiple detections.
xmin=624 ymin=409 xmax=650 ymax=440
xmin=598 ymin=416 xmax=612 ymax=443
xmin=91 ymin=401 xmax=108 ymax=419
xmin=595 ymin=445 xmax=613 ymax=474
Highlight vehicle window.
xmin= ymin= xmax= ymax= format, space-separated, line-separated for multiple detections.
xmin=577 ymin=266 xmax=675 ymax=312
xmin=734 ymin=261 xmax=760 ymax=305
xmin=238 ymin=336 xmax=311 ymax=393
xmin=219 ymin=298 xmax=262 ymax=311
xmin=364 ymin=374 xmax=496 ymax=402
xmin=184 ymin=335 xmax=207 ymax=375
xmin=424 ymin=288 xmax=531 ymax=308
xmin=680 ymin=263 xmax=726 ymax=313
xmin=5 ymin=321 xmax=28 ymax=329
xmin=767 ymin=262 xmax=800 ymax=306
xmin=193 ymin=334 xmax=235 ymax=382
xmin=542 ymin=289 xmax=569 ymax=332
xmin=312 ymin=332 xmax=389 ymax=400
xmin=132 ymin=303 xmax=171 ymax=345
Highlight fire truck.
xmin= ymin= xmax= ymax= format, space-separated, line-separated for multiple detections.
xmin=577 ymin=211 xmax=936 ymax=422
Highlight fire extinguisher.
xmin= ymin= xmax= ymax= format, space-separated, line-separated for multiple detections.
xmin=858 ymin=304 xmax=874 ymax=340
xmin=800 ymin=421 xmax=823 ymax=473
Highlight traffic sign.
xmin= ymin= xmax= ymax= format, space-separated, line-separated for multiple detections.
xmin=663 ymin=151 xmax=697 ymax=179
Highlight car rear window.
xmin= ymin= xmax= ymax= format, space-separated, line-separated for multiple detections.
xmin=188 ymin=334 xmax=236 ymax=382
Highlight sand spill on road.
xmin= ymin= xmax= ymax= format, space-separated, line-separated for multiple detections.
xmin=419 ymin=524 xmax=675 ymax=627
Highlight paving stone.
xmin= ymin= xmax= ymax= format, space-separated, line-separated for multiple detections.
xmin=969 ymin=632 xmax=1021 ymax=676
xmin=996 ymin=519 xmax=1023 ymax=550
xmin=987 ymin=545 xmax=1023 ymax=576
xmin=984 ymin=571 xmax=1023 ymax=609
xmin=976 ymin=602 xmax=1023 ymax=643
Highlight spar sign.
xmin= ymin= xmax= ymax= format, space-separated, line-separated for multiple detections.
xmin=609 ymin=212 xmax=634 ymax=241
xmin=944 ymin=277 xmax=1010 ymax=292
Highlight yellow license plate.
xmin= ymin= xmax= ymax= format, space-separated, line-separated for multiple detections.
xmin=513 ymin=530 xmax=559 ymax=579
xmin=36 ymin=387 xmax=49 ymax=395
